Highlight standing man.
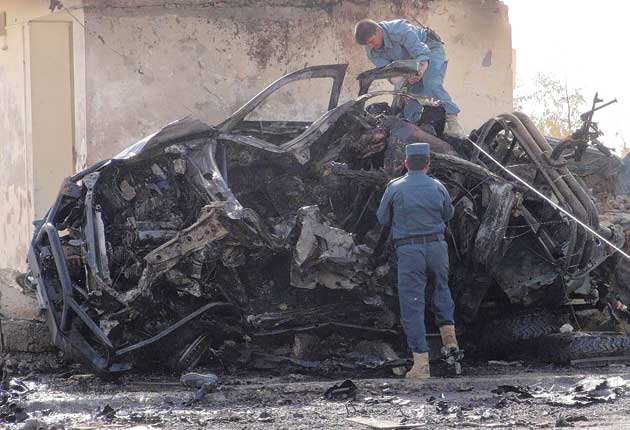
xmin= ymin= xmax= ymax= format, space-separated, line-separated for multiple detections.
xmin=354 ymin=19 xmax=464 ymax=137
xmin=376 ymin=143 xmax=459 ymax=379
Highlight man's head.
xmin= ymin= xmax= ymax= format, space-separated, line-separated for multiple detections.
xmin=354 ymin=19 xmax=384 ymax=50
xmin=405 ymin=143 xmax=430 ymax=172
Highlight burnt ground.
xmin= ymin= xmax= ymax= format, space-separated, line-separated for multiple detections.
xmin=6 ymin=361 xmax=630 ymax=429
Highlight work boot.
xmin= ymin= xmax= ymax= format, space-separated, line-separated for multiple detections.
xmin=440 ymin=325 xmax=464 ymax=375
xmin=444 ymin=114 xmax=465 ymax=138
xmin=439 ymin=325 xmax=459 ymax=349
xmin=405 ymin=352 xmax=430 ymax=380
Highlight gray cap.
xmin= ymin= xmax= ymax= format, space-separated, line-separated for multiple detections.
xmin=405 ymin=143 xmax=430 ymax=158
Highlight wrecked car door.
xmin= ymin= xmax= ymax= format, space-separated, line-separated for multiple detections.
xmin=217 ymin=64 xmax=350 ymax=165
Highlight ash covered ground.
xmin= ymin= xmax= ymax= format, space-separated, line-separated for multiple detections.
xmin=3 ymin=358 xmax=630 ymax=430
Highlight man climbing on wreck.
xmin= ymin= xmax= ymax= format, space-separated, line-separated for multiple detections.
xmin=376 ymin=143 xmax=461 ymax=379
xmin=354 ymin=18 xmax=464 ymax=137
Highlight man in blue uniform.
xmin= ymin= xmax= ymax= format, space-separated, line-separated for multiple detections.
xmin=354 ymin=19 xmax=464 ymax=137
xmin=376 ymin=142 xmax=459 ymax=379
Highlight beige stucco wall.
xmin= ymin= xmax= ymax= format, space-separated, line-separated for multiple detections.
xmin=81 ymin=0 xmax=512 ymax=164
xmin=0 ymin=1 xmax=85 ymax=271
xmin=0 ymin=1 xmax=45 ymax=271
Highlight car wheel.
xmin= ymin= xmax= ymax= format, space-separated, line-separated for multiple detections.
xmin=479 ymin=309 xmax=561 ymax=358
xmin=538 ymin=332 xmax=630 ymax=364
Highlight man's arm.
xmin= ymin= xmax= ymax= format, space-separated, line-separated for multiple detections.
xmin=366 ymin=47 xmax=391 ymax=68
xmin=438 ymin=182 xmax=454 ymax=223
xmin=397 ymin=20 xmax=430 ymax=64
xmin=407 ymin=61 xmax=429 ymax=84
xmin=390 ymin=20 xmax=430 ymax=84
xmin=376 ymin=185 xmax=395 ymax=226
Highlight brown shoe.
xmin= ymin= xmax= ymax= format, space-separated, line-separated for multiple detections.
xmin=405 ymin=352 xmax=430 ymax=380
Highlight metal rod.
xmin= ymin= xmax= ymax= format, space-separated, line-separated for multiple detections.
xmin=592 ymin=98 xmax=618 ymax=112
xmin=580 ymin=98 xmax=618 ymax=121
xmin=115 ymin=302 xmax=238 ymax=356
xmin=465 ymin=137 xmax=630 ymax=262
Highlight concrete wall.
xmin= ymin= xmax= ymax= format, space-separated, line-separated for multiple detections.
xmin=82 ymin=0 xmax=513 ymax=164
xmin=0 ymin=1 xmax=85 ymax=271
xmin=30 ymin=20 xmax=76 ymax=218
xmin=0 ymin=1 xmax=45 ymax=271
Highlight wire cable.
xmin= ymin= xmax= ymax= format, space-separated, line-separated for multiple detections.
xmin=464 ymin=137 xmax=630 ymax=263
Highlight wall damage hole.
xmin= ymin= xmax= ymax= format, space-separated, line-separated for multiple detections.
xmin=482 ymin=50 xmax=493 ymax=67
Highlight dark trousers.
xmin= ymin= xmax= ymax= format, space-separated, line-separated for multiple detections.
xmin=396 ymin=240 xmax=455 ymax=353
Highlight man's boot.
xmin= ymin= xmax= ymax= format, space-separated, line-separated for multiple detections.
xmin=440 ymin=325 xmax=463 ymax=374
xmin=444 ymin=114 xmax=465 ymax=138
xmin=405 ymin=352 xmax=430 ymax=380
xmin=439 ymin=325 xmax=458 ymax=349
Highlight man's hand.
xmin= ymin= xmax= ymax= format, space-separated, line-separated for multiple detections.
xmin=407 ymin=61 xmax=429 ymax=85
xmin=389 ymin=76 xmax=406 ymax=86
xmin=407 ymin=74 xmax=422 ymax=85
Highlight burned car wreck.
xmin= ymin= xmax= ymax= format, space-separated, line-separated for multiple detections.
xmin=27 ymin=63 xmax=630 ymax=375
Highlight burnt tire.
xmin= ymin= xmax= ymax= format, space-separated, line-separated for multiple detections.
xmin=538 ymin=332 xmax=630 ymax=364
xmin=478 ymin=310 xmax=561 ymax=358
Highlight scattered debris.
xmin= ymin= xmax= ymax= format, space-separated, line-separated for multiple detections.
xmin=566 ymin=415 xmax=588 ymax=423
xmin=96 ymin=404 xmax=117 ymax=421
xmin=65 ymin=374 xmax=97 ymax=385
xmin=19 ymin=419 xmax=64 ymax=430
xmin=436 ymin=400 xmax=461 ymax=415
xmin=346 ymin=416 xmax=423 ymax=429
xmin=492 ymin=377 xmax=630 ymax=409
xmin=555 ymin=416 xmax=573 ymax=427
xmin=354 ymin=341 xmax=407 ymax=376
xmin=324 ymin=379 xmax=358 ymax=401
xmin=492 ymin=384 xmax=534 ymax=399
xmin=3 ymin=370 xmax=627 ymax=430
xmin=257 ymin=411 xmax=274 ymax=423
xmin=556 ymin=414 xmax=589 ymax=427
xmin=456 ymin=385 xmax=474 ymax=392
xmin=0 ymin=378 xmax=29 ymax=424
xmin=180 ymin=372 xmax=219 ymax=404
xmin=180 ymin=372 xmax=218 ymax=389
xmin=487 ymin=360 xmax=523 ymax=366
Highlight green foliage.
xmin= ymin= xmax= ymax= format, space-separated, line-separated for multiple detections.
xmin=514 ymin=74 xmax=586 ymax=138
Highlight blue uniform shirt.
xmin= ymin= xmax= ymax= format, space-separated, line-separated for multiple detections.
xmin=366 ymin=19 xmax=443 ymax=70
xmin=376 ymin=170 xmax=454 ymax=239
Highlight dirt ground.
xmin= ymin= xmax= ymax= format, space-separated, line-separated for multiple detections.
xmin=5 ymin=360 xmax=630 ymax=430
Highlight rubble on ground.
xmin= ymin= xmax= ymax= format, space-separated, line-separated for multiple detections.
xmin=23 ymin=62 xmax=630 ymax=376
xmin=4 ymin=370 xmax=630 ymax=429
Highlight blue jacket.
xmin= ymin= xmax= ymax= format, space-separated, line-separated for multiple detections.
xmin=376 ymin=170 xmax=454 ymax=239
xmin=366 ymin=19 xmax=445 ymax=70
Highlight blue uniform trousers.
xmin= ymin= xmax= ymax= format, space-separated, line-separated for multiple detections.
xmin=396 ymin=240 xmax=455 ymax=353
xmin=403 ymin=44 xmax=460 ymax=121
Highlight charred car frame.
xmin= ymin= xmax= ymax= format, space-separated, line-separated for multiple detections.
xmin=27 ymin=63 xmax=629 ymax=374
